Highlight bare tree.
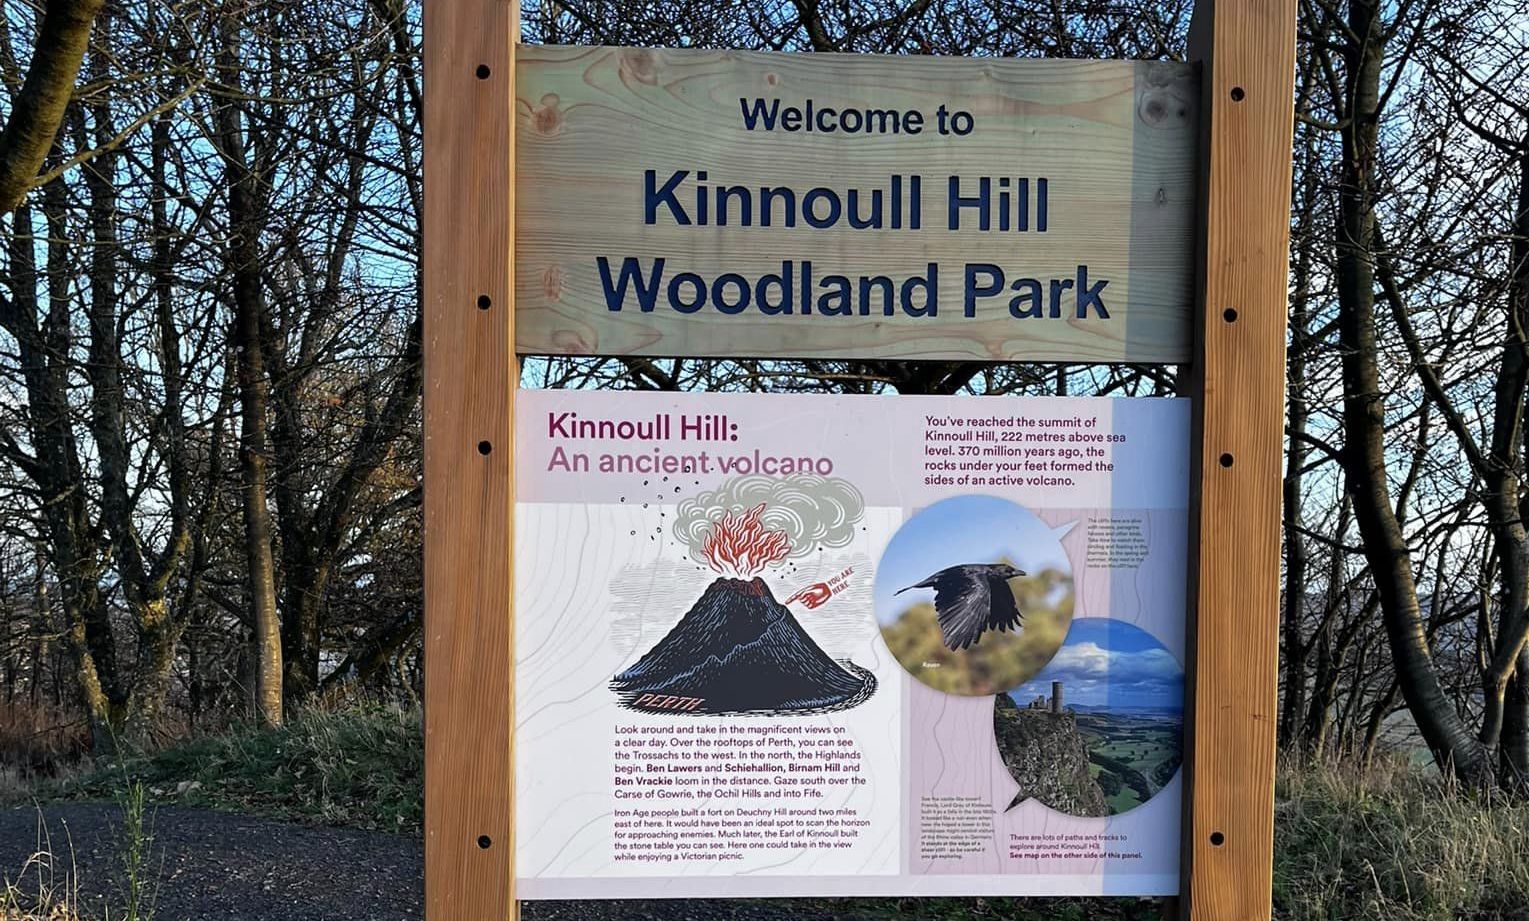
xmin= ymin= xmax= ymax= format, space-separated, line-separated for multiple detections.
xmin=0 ymin=0 xmax=105 ymax=212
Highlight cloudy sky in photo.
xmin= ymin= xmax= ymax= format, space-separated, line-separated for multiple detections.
xmin=1006 ymin=618 xmax=1183 ymax=710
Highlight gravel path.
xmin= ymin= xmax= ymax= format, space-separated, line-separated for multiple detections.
xmin=1 ymin=802 xmax=422 ymax=920
xmin=0 ymin=804 xmax=859 ymax=921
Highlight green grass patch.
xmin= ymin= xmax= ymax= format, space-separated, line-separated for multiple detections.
xmin=1106 ymin=789 xmax=1142 ymax=813
xmin=11 ymin=704 xmax=421 ymax=835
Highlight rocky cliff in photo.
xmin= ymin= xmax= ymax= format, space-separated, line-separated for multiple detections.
xmin=992 ymin=693 xmax=1109 ymax=816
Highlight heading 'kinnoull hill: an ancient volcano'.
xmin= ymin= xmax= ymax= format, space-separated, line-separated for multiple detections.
xmin=612 ymin=577 xmax=876 ymax=716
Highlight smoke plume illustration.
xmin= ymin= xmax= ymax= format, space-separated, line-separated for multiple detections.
xmin=612 ymin=475 xmax=876 ymax=716
xmin=673 ymin=475 xmax=865 ymax=566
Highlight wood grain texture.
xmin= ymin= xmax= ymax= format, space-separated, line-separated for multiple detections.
xmin=514 ymin=46 xmax=1197 ymax=363
xmin=422 ymin=1 xmax=517 ymax=919
xmin=1180 ymin=1 xmax=1296 ymax=919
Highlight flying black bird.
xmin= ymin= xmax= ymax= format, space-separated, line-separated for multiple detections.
xmin=896 ymin=563 xmax=1026 ymax=651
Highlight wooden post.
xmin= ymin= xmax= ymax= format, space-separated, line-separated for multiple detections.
xmin=422 ymin=0 xmax=518 ymax=919
xmin=1181 ymin=1 xmax=1296 ymax=919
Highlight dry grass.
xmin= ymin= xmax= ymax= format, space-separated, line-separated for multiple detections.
xmin=1 ymin=811 xmax=84 ymax=921
xmin=0 ymin=703 xmax=89 ymax=799
xmin=1275 ymin=757 xmax=1529 ymax=920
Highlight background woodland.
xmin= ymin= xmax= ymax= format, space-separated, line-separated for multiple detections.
xmin=0 ymin=0 xmax=1526 ymax=794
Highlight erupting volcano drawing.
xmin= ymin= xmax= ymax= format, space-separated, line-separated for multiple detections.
xmin=611 ymin=475 xmax=877 ymax=716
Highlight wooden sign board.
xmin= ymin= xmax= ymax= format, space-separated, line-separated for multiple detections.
xmin=514 ymin=47 xmax=1198 ymax=363
xmin=421 ymin=2 xmax=1297 ymax=920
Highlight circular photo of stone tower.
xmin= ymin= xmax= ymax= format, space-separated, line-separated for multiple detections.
xmin=873 ymin=494 xmax=1074 ymax=696
xmin=992 ymin=618 xmax=1184 ymax=816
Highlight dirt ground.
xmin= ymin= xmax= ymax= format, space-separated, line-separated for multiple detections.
xmin=0 ymin=803 xmax=866 ymax=921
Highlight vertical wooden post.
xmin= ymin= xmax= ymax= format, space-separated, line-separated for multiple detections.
xmin=422 ymin=0 xmax=518 ymax=919
xmin=1181 ymin=1 xmax=1296 ymax=919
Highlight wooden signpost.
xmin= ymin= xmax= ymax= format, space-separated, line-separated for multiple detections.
xmin=515 ymin=48 xmax=1198 ymax=362
xmin=422 ymin=0 xmax=1295 ymax=918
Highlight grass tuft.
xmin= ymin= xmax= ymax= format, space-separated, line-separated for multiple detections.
xmin=110 ymin=783 xmax=157 ymax=921
xmin=1 ymin=810 xmax=84 ymax=921
xmin=1275 ymin=757 xmax=1529 ymax=920
xmin=2 ymin=792 xmax=164 ymax=921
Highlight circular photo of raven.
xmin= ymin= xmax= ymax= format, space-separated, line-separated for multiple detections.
xmin=873 ymin=495 xmax=1074 ymax=696
xmin=993 ymin=618 xmax=1184 ymax=816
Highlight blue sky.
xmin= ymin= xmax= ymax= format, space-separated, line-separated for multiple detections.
xmin=1007 ymin=618 xmax=1183 ymax=710
xmin=873 ymin=494 xmax=1071 ymax=626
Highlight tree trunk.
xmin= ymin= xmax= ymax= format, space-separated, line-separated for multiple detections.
xmin=320 ymin=608 xmax=421 ymax=703
xmin=1361 ymin=680 xmax=1399 ymax=770
xmin=1 ymin=183 xmax=124 ymax=752
xmin=1335 ymin=0 xmax=1491 ymax=785
xmin=77 ymin=25 xmax=187 ymax=744
xmin=29 ymin=545 xmax=47 ymax=709
xmin=1280 ymin=97 xmax=1320 ymax=751
xmin=216 ymin=17 xmax=282 ymax=729
xmin=0 ymin=0 xmax=105 ymax=212
xmin=264 ymin=88 xmax=416 ymax=706
xmin=278 ymin=544 xmax=324 ymax=702
xmin=1499 ymin=138 xmax=1529 ymax=785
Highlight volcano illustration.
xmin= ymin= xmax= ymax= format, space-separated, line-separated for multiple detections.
xmin=612 ymin=576 xmax=877 ymax=716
